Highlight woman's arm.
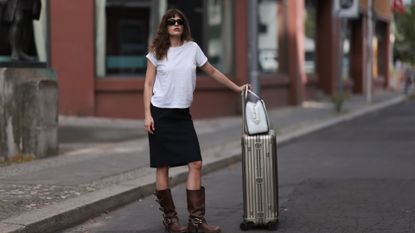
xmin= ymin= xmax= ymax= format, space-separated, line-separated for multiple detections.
xmin=200 ymin=62 xmax=249 ymax=93
xmin=144 ymin=60 xmax=156 ymax=134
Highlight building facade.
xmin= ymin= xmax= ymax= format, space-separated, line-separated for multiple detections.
xmin=41 ymin=0 xmax=393 ymax=118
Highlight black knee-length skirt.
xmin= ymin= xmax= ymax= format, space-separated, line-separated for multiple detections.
xmin=148 ymin=104 xmax=202 ymax=168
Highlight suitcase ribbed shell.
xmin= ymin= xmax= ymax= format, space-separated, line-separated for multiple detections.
xmin=241 ymin=130 xmax=279 ymax=226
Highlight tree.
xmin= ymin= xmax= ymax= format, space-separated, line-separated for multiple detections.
xmin=394 ymin=2 xmax=415 ymax=64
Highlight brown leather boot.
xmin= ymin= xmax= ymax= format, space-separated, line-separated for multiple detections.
xmin=187 ymin=187 xmax=221 ymax=233
xmin=155 ymin=189 xmax=187 ymax=233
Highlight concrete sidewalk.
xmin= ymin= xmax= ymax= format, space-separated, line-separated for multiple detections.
xmin=0 ymin=91 xmax=405 ymax=233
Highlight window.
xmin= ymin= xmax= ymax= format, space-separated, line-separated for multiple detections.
xmin=375 ymin=22 xmax=387 ymax=79
xmin=304 ymin=0 xmax=316 ymax=74
xmin=341 ymin=24 xmax=351 ymax=81
xmin=258 ymin=0 xmax=279 ymax=73
xmin=96 ymin=0 xmax=152 ymax=77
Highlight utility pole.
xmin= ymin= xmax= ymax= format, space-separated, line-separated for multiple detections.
xmin=247 ymin=0 xmax=260 ymax=94
xmin=366 ymin=0 xmax=373 ymax=103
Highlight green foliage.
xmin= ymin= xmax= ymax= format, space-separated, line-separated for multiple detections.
xmin=304 ymin=1 xmax=316 ymax=39
xmin=394 ymin=3 xmax=415 ymax=64
xmin=331 ymin=93 xmax=349 ymax=113
xmin=0 ymin=154 xmax=34 ymax=166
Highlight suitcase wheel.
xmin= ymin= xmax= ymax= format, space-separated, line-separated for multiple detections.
xmin=240 ymin=221 xmax=251 ymax=231
xmin=267 ymin=221 xmax=278 ymax=231
xmin=240 ymin=220 xmax=278 ymax=231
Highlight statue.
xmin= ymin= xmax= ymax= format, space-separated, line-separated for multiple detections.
xmin=0 ymin=0 xmax=41 ymax=61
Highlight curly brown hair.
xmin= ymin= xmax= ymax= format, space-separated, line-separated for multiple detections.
xmin=149 ymin=9 xmax=193 ymax=60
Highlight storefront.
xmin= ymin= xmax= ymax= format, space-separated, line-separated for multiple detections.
xmin=349 ymin=0 xmax=392 ymax=93
xmin=45 ymin=0 xmax=392 ymax=118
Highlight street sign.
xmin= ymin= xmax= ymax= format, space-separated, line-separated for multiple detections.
xmin=334 ymin=0 xmax=359 ymax=18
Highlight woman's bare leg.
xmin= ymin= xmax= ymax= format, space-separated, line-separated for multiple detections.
xmin=187 ymin=161 xmax=202 ymax=190
xmin=156 ymin=166 xmax=169 ymax=190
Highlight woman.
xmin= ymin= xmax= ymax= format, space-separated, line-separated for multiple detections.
xmin=144 ymin=9 xmax=249 ymax=233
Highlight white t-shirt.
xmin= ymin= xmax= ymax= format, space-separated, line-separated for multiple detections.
xmin=146 ymin=41 xmax=208 ymax=108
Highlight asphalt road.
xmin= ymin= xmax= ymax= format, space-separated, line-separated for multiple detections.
xmin=64 ymin=100 xmax=415 ymax=233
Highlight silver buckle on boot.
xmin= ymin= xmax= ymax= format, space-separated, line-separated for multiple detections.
xmin=163 ymin=217 xmax=172 ymax=224
xmin=191 ymin=217 xmax=203 ymax=226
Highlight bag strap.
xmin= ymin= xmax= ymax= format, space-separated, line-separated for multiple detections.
xmin=241 ymin=88 xmax=247 ymax=134
xmin=242 ymin=87 xmax=254 ymax=134
xmin=246 ymin=89 xmax=261 ymax=99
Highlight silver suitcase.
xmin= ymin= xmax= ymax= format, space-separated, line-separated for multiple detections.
xmin=240 ymin=91 xmax=279 ymax=231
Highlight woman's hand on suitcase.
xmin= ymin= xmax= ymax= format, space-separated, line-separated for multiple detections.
xmin=144 ymin=115 xmax=155 ymax=134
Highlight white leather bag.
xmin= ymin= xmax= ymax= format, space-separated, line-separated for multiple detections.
xmin=242 ymin=89 xmax=270 ymax=135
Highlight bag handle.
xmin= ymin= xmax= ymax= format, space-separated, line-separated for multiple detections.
xmin=243 ymin=88 xmax=261 ymax=101
xmin=247 ymin=89 xmax=261 ymax=99
xmin=242 ymin=87 xmax=249 ymax=134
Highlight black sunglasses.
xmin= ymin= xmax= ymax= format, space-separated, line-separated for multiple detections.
xmin=167 ymin=18 xmax=184 ymax=26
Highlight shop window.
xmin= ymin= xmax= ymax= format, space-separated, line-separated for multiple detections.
xmin=375 ymin=22 xmax=387 ymax=79
xmin=304 ymin=0 xmax=316 ymax=74
xmin=341 ymin=24 xmax=351 ymax=81
xmin=0 ymin=0 xmax=49 ymax=63
xmin=95 ymin=0 xmax=152 ymax=77
xmin=258 ymin=0 xmax=280 ymax=73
